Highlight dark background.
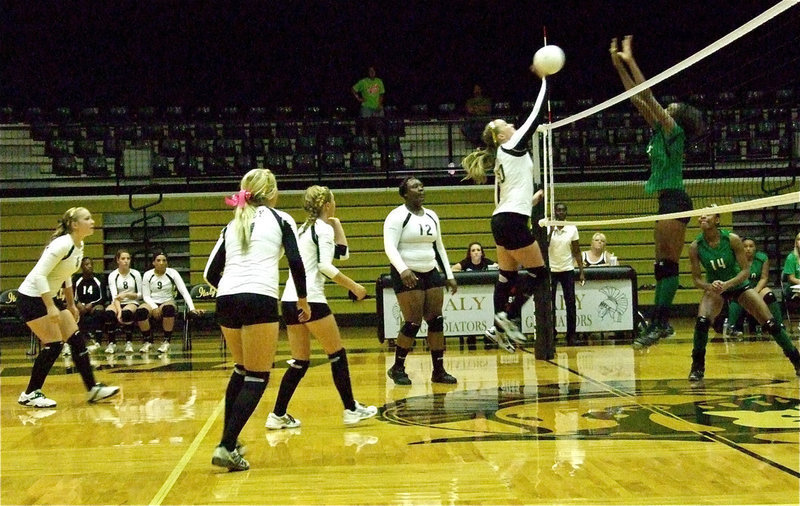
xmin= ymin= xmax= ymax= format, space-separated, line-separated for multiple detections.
xmin=1 ymin=1 xmax=794 ymax=112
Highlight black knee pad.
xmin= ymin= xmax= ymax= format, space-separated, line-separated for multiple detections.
xmin=518 ymin=266 xmax=547 ymax=297
xmin=134 ymin=307 xmax=150 ymax=322
xmin=498 ymin=269 xmax=518 ymax=284
xmin=426 ymin=315 xmax=444 ymax=333
xmin=763 ymin=291 xmax=777 ymax=305
xmin=328 ymin=348 xmax=347 ymax=363
xmin=121 ymin=309 xmax=135 ymax=324
xmin=401 ymin=321 xmax=421 ymax=339
xmin=654 ymin=260 xmax=679 ymax=280
xmin=161 ymin=304 xmax=177 ymax=317
xmin=42 ymin=341 xmax=64 ymax=355
xmin=233 ymin=363 xmax=246 ymax=376
xmin=67 ymin=331 xmax=87 ymax=355
xmin=104 ymin=310 xmax=117 ymax=323
xmin=244 ymin=370 xmax=270 ymax=382
xmin=695 ymin=315 xmax=711 ymax=332
xmin=763 ymin=319 xmax=779 ymax=334
xmin=288 ymin=358 xmax=310 ymax=378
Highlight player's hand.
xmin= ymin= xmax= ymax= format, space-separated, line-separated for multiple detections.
xmin=351 ymin=284 xmax=368 ymax=301
xmin=529 ymin=63 xmax=546 ymax=80
xmin=619 ymin=35 xmax=634 ymax=62
xmin=67 ymin=303 xmax=79 ymax=322
xmin=400 ymin=269 xmax=418 ymax=289
xmin=446 ymin=278 xmax=458 ymax=295
xmin=47 ymin=304 xmax=61 ymax=323
xmin=297 ymin=298 xmax=311 ymax=323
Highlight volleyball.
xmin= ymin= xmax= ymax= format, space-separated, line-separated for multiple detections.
xmin=533 ymin=45 xmax=566 ymax=75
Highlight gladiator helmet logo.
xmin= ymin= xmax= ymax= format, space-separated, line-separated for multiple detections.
xmin=597 ymin=286 xmax=628 ymax=323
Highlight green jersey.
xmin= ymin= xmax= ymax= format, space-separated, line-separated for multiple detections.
xmin=747 ymin=250 xmax=768 ymax=287
xmin=695 ymin=229 xmax=747 ymax=290
xmin=645 ymin=123 xmax=685 ymax=194
xmin=783 ymin=251 xmax=800 ymax=280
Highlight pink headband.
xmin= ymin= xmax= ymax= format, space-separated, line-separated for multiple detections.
xmin=225 ymin=190 xmax=252 ymax=208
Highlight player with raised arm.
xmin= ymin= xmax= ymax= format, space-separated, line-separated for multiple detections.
xmin=461 ymin=64 xmax=548 ymax=351
xmin=610 ymin=35 xmax=705 ymax=348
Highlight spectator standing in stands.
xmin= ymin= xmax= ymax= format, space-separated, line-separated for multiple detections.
xmin=461 ymin=65 xmax=549 ymax=352
xmin=140 ymin=251 xmax=201 ymax=355
xmin=265 ymin=185 xmax=377 ymax=430
xmin=16 ymin=207 xmax=119 ymax=408
xmin=452 ymin=242 xmax=497 ymax=272
xmin=548 ymin=203 xmax=585 ymax=346
xmin=384 ymin=176 xmax=458 ymax=385
xmin=727 ymin=238 xmax=782 ymax=335
xmin=104 ymin=248 xmax=143 ymax=354
xmin=462 ymin=84 xmax=492 ymax=147
xmin=72 ymin=257 xmax=106 ymax=352
xmin=352 ymin=65 xmax=385 ymax=136
xmin=610 ymin=35 xmax=705 ymax=349
xmin=687 ymin=210 xmax=800 ymax=381
xmin=204 ymin=168 xmax=310 ymax=471
xmin=582 ymin=232 xmax=618 ymax=267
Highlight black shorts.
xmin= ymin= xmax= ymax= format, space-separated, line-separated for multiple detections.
xmin=215 ymin=293 xmax=279 ymax=328
xmin=722 ymin=285 xmax=750 ymax=302
xmin=281 ymin=301 xmax=332 ymax=325
xmin=16 ymin=293 xmax=66 ymax=323
xmin=658 ymin=189 xmax=693 ymax=225
xmin=491 ymin=212 xmax=535 ymax=250
xmin=390 ymin=266 xmax=445 ymax=294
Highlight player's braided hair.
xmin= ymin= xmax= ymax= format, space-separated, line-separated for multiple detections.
xmin=50 ymin=207 xmax=89 ymax=243
xmin=233 ymin=168 xmax=278 ymax=250
xmin=461 ymin=121 xmax=502 ymax=184
xmin=299 ymin=185 xmax=332 ymax=235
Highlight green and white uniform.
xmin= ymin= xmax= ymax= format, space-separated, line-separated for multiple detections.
xmin=695 ymin=229 xmax=747 ymax=292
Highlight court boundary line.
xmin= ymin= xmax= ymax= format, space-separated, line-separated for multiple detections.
xmin=148 ymin=397 xmax=225 ymax=506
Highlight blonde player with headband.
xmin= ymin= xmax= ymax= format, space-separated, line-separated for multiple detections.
xmin=204 ymin=168 xmax=310 ymax=472
xmin=265 ymin=185 xmax=378 ymax=430
xmin=610 ymin=35 xmax=705 ymax=349
xmin=461 ymin=64 xmax=548 ymax=351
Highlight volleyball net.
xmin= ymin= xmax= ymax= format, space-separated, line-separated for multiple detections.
xmin=537 ymin=0 xmax=800 ymax=228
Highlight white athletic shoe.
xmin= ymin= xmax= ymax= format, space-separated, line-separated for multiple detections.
xmin=485 ymin=324 xmax=515 ymax=353
xmin=124 ymin=341 xmax=134 ymax=353
xmin=86 ymin=341 xmax=100 ymax=353
xmin=211 ymin=445 xmax=249 ymax=472
xmin=139 ymin=342 xmax=152 ymax=354
xmin=265 ymin=412 xmax=301 ymax=429
xmin=104 ymin=342 xmax=116 ymax=354
xmin=87 ymin=383 xmax=120 ymax=403
xmin=157 ymin=341 xmax=170 ymax=354
xmin=495 ymin=312 xmax=526 ymax=345
xmin=18 ymin=390 xmax=57 ymax=408
xmin=61 ymin=345 xmax=71 ymax=357
xmin=343 ymin=401 xmax=378 ymax=425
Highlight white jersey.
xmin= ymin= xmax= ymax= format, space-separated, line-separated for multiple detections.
xmin=282 ymin=219 xmax=348 ymax=303
xmin=493 ymin=79 xmax=547 ymax=217
xmin=107 ymin=268 xmax=143 ymax=304
xmin=204 ymin=206 xmax=306 ymax=299
xmin=19 ymin=234 xmax=83 ymax=297
xmin=142 ymin=267 xmax=194 ymax=311
xmin=383 ymin=205 xmax=454 ymax=279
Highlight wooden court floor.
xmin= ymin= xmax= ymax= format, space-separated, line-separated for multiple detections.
xmin=2 ymin=320 xmax=799 ymax=505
